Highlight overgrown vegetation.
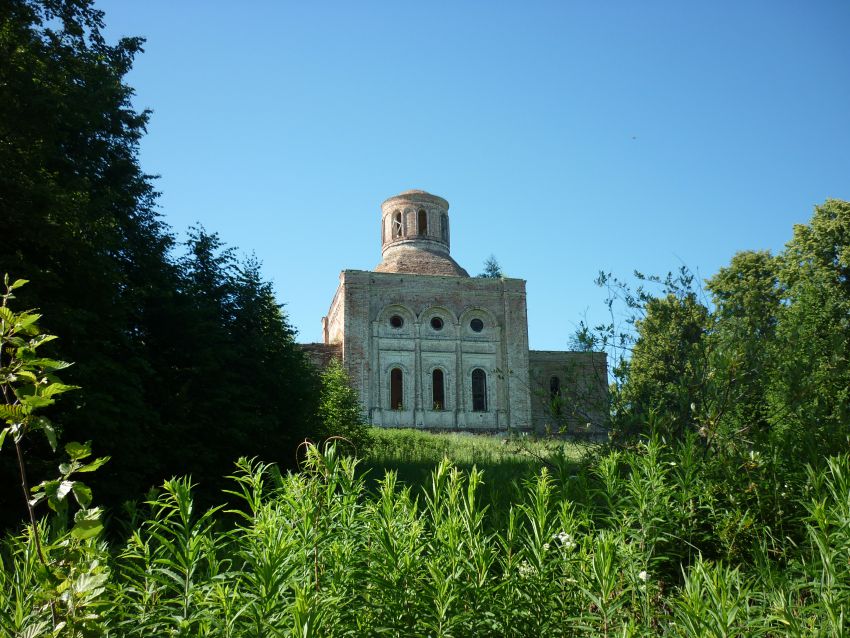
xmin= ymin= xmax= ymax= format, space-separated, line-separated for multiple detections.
xmin=570 ymin=199 xmax=850 ymax=463
xmin=0 ymin=0 xmax=322 ymax=525
xmin=3 ymin=1 xmax=850 ymax=635
xmin=3 ymin=434 xmax=850 ymax=636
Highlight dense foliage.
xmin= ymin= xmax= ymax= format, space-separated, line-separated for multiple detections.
xmin=316 ymin=359 xmax=372 ymax=455
xmin=0 ymin=0 xmax=320 ymax=524
xmin=2 ymin=438 xmax=849 ymax=636
xmin=575 ymin=199 xmax=850 ymax=461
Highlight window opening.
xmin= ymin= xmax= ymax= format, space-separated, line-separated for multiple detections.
xmin=472 ymin=368 xmax=487 ymax=412
xmin=418 ymin=209 xmax=427 ymax=235
xmin=470 ymin=318 xmax=484 ymax=333
xmin=390 ymin=368 xmax=403 ymax=410
xmin=392 ymin=211 xmax=403 ymax=238
xmin=441 ymin=214 xmax=448 ymax=242
xmin=432 ymin=369 xmax=445 ymax=410
xmin=430 ymin=316 xmax=444 ymax=331
xmin=549 ymin=375 xmax=562 ymax=415
xmin=390 ymin=315 xmax=404 ymax=329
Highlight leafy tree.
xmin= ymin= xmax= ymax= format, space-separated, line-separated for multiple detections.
xmin=0 ymin=2 xmax=324 ymax=525
xmin=317 ymin=359 xmax=371 ymax=454
xmin=154 ymin=228 xmax=320 ymax=495
xmin=585 ymin=200 xmax=850 ymax=456
xmin=477 ymin=255 xmax=504 ymax=278
xmin=770 ymin=199 xmax=850 ymax=459
xmin=620 ymin=293 xmax=711 ymax=438
xmin=0 ymin=0 xmax=175 ymax=520
xmin=705 ymin=250 xmax=781 ymax=442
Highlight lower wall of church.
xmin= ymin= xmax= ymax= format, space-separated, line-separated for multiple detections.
xmin=370 ymin=407 xmax=509 ymax=430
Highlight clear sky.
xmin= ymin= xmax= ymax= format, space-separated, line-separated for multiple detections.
xmin=96 ymin=1 xmax=850 ymax=349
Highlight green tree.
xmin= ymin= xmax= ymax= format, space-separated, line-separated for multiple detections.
xmin=0 ymin=2 xmax=324 ymax=524
xmin=158 ymin=228 xmax=320 ymax=495
xmin=317 ymin=359 xmax=371 ymax=454
xmin=477 ymin=255 xmax=504 ymax=278
xmin=706 ymin=250 xmax=781 ymax=442
xmin=0 ymin=0 xmax=177 ymax=520
xmin=770 ymin=199 xmax=850 ymax=459
xmin=620 ymin=293 xmax=711 ymax=438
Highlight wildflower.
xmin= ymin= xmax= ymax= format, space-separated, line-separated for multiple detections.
xmin=518 ymin=560 xmax=534 ymax=578
xmin=543 ymin=543 xmax=550 ymax=551
xmin=638 ymin=570 xmax=648 ymax=582
xmin=554 ymin=531 xmax=576 ymax=550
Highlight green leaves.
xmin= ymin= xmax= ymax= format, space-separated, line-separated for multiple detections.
xmin=29 ymin=440 xmax=109 ymax=515
xmin=0 ymin=403 xmax=25 ymax=422
xmin=0 ymin=275 xmax=110 ymax=634
xmin=65 ymin=441 xmax=92 ymax=461
xmin=71 ymin=507 xmax=104 ymax=540
xmin=8 ymin=278 xmax=29 ymax=291
xmin=317 ymin=359 xmax=371 ymax=453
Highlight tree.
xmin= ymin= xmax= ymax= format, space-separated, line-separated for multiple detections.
xmin=769 ymin=199 xmax=850 ymax=459
xmin=156 ymin=228 xmax=321 ymax=495
xmin=0 ymin=0 xmax=176 ymax=519
xmin=0 ymin=2 xmax=324 ymax=524
xmin=477 ymin=255 xmax=504 ymax=278
xmin=317 ymin=360 xmax=371 ymax=454
xmin=705 ymin=250 xmax=781 ymax=441
xmin=620 ymin=293 xmax=711 ymax=438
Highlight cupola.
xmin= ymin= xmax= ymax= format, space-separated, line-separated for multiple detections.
xmin=375 ymin=190 xmax=469 ymax=277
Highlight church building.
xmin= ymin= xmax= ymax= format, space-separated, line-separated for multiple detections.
xmin=303 ymin=190 xmax=607 ymax=434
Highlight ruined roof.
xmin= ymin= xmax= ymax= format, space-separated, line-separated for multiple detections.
xmin=375 ymin=245 xmax=470 ymax=277
xmin=381 ymin=190 xmax=449 ymax=209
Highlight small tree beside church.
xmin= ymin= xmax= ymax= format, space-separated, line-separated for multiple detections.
xmin=318 ymin=360 xmax=371 ymax=453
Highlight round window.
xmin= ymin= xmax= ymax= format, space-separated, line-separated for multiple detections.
xmin=430 ymin=316 xmax=444 ymax=331
xmin=389 ymin=315 xmax=404 ymax=329
xmin=470 ymin=318 xmax=484 ymax=332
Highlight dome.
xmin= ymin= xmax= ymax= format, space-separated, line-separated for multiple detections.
xmin=376 ymin=190 xmax=468 ymax=277
xmin=375 ymin=244 xmax=470 ymax=277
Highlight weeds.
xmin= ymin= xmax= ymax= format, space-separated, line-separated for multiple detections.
xmin=1 ymin=435 xmax=849 ymax=636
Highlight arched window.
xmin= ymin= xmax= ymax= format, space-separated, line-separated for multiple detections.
xmin=390 ymin=368 xmax=403 ymax=410
xmin=432 ymin=369 xmax=445 ymax=410
xmin=440 ymin=214 xmax=448 ymax=242
xmin=418 ymin=209 xmax=427 ymax=235
xmin=392 ymin=211 xmax=403 ymax=238
xmin=471 ymin=369 xmax=487 ymax=412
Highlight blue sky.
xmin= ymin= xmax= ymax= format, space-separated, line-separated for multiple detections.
xmin=97 ymin=1 xmax=850 ymax=349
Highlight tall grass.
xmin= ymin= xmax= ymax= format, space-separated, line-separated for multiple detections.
xmin=362 ymin=427 xmax=587 ymax=529
xmin=2 ymin=432 xmax=848 ymax=636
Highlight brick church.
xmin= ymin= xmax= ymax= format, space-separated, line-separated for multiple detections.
xmin=302 ymin=190 xmax=607 ymax=434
